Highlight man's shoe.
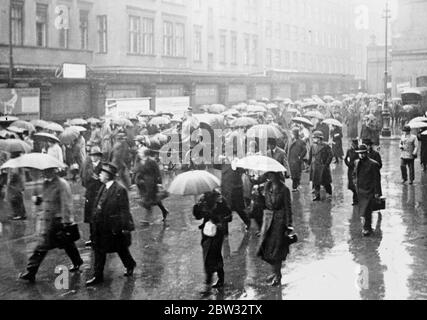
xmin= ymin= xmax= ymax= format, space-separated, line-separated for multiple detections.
xmin=409 ymin=181 xmax=414 ymax=185
xmin=402 ymin=180 xmax=407 ymax=184
xmin=69 ymin=262 xmax=83 ymax=273
xmin=124 ymin=264 xmax=136 ymax=277
xmin=19 ymin=271 xmax=35 ymax=283
xmin=86 ymin=276 xmax=104 ymax=286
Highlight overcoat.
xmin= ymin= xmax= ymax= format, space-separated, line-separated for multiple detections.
xmin=193 ymin=195 xmax=232 ymax=273
xmin=417 ymin=134 xmax=427 ymax=165
xmin=221 ymin=164 xmax=245 ymax=212
xmin=344 ymin=147 xmax=359 ymax=190
xmin=331 ymin=127 xmax=344 ymax=158
xmin=309 ymin=142 xmax=333 ymax=185
xmin=257 ymin=181 xmax=293 ymax=264
xmin=134 ymin=157 xmax=162 ymax=209
xmin=288 ymin=138 xmax=307 ymax=181
xmin=80 ymin=159 xmax=103 ymax=223
xmin=92 ymin=181 xmax=135 ymax=253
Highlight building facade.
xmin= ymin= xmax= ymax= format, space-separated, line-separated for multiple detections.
xmin=391 ymin=0 xmax=427 ymax=97
xmin=0 ymin=0 xmax=364 ymax=121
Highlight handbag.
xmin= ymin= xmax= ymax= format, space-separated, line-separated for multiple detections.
xmin=63 ymin=223 xmax=81 ymax=242
xmin=203 ymin=220 xmax=217 ymax=237
xmin=372 ymin=196 xmax=386 ymax=211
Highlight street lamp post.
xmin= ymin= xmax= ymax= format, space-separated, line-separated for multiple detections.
xmin=381 ymin=0 xmax=392 ymax=137
xmin=8 ymin=0 xmax=14 ymax=88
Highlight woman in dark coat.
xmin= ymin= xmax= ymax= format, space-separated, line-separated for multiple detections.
xmin=417 ymin=130 xmax=427 ymax=172
xmin=288 ymin=128 xmax=307 ymax=191
xmin=344 ymin=139 xmax=359 ymax=205
xmin=193 ymin=190 xmax=232 ymax=291
xmin=257 ymin=172 xmax=294 ymax=287
xmin=134 ymin=148 xmax=169 ymax=221
xmin=331 ymin=125 xmax=344 ymax=163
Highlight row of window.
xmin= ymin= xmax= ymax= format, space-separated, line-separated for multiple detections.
xmin=265 ymin=49 xmax=351 ymax=74
xmin=264 ymin=22 xmax=350 ymax=50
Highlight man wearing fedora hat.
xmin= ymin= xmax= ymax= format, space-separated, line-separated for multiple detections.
xmin=87 ymin=162 xmax=136 ymax=286
xmin=362 ymin=138 xmax=382 ymax=170
xmin=354 ymin=144 xmax=382 ymax=236
xmin=308 ymin=131 xmax=334 ymax=201
xmin=400 ymin=125 xmax=418 ymax=184
xmin=81 ymin=146 xmax=104 ymax=247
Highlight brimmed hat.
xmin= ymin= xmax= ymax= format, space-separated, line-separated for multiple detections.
xmin=100 ymin=162 xmax=118 ymax=176
xmin=313 ymin=131 xmax=324 ymax=139
xmin=362 ymin=138 xmax=373 ymax=146
xmin=403 ymin=125 xmax=411 ymax=132
xmin=89 ymin=146 xmax=102 ymax=157
xmin=356 ymin=144 xmax=368 ymax=154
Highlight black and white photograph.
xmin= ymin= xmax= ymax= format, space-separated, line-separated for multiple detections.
xmin=0 ymin=0 xmax=427 ymax=305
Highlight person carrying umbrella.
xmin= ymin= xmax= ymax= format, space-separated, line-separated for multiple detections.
xmin=257 ymin=171 xmax=295 ymax=287
xmin=331 ymin=125 xmax=344 ymax=164
xmin=345 ymin=139 xmax=360 ymax=206
xmin=400 ymin=125 xmax=418 ymax=185
xmin=81 ymin=146 xmax=104 ymax=247
xmin=353 ymin=145 xmax=382 ymax=237
xmin=308 ymin=131 xmax=334 ymax=202
xmin=19 ymin=167 xmax=83 ymax=283
xmin=86 ymin=163 xmax=136 ymax=286
xmin=193 ymin=190 xmax=232 ymax=292
xmin=6 ymin=151 xmax=26 ymax=220
xmin=288 ymin=127 xmax=307 ymax=192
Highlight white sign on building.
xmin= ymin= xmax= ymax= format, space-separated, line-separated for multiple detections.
xmin=155 ymin=96 xmax=190 ymax=116
xmin=105 ymin=98 xmax=151 ymax=118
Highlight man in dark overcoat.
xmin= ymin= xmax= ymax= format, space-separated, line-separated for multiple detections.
xmin=344 ymin=139 xmax=359 ymax=205
xmin=267 ymin=138 xmax=290 ymax=178
xmin=19 ymin=168 xmax=83 ymax=282
xmin=80 ymin=146 xmax=103 ymax=246
xmin=308 ymin=131 xmax=334 ymax=201
xmin=353 ymin=145 xmax=382 ymax=237
xmin=86 ymin=163 xmax=136 ymax=286
xmin=288 ymin=128 xmax=307 ymax=192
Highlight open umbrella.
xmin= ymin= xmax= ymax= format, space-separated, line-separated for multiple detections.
xmin=291 ymin=117 xmax=314 ymax=127
xmin=323 ymin=119 xmax=343 ymax=128
xmin=323 ymin=95 xmax=334 ymax=102
xmin=46 ymin=122 xmax=64 ymax=133
xmin=11 ymin=120 xmax=35 ymax=133
xmin=305 ymin=110 xmax=325 ymax=120
xmin=236 ymin=155 xmax=286 ymax=173
xmin=0 ymin=130 xmax=18 ymax=139
xmin=69 ymin=118 xmax=88 ymax=126
xmin=171 ymin=115 xmax=183 ymax=123
xmin=69 ymin=125 xmax=87 ymax=132
xmin=0 ymin=139 xmax=32 ymax=153
xmin=222 ymin=109 xmax=240 ymax=117
xmin=409 ymin=117 xmax=427 ymax=123
xmin=138 ymin=110 xmax=156 ymax=117
xmin=409 ymin=122 xmax=427 ymax=130
xmin=0 ymin=116 xmax=19 ymax=126
xmin=287 ymin=108 xmax=300 ymax=113
xmin=1 ymin=153 xmax=66 ymax=170
xmin=60 ymin=127 xmax=80 ymax=145
xmin=232 ymin=104 xmax=248 ymax=112
xmin=421 ymin=130 xmax=427 ymax=136
xmin=266 ymin=103 xmax=279 ymax=110
xmin=246 ymin=124 xmax=283 ymax=139
xmin=87 ymin=117 xmax=102 ymax=125
xmin=230 ymin=117 xmax=258 ymax=128
xmin=111 ymin=118 xmax=134 ymax=127
xmin=34 ymin=132 xmax=60 ymax=143
xmin=247 ymin=105 xmax=267 ymax=113
xmin=149 ymin=117 xmax=171 ymax=126
xmin=7 ymin=126 xmax=26 ymax=134
xmin=30 ymin=119 xmax=49 ymax=129
xmin=168 ymin=170 xmax=221 ymax=196
xmin=209 ymin=104 xmax=227 ymax=114
xmin=331 ymin=101 xmax=343 ymax=108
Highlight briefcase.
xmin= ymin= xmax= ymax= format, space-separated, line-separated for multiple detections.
xmin=63 ymin=223 xmax=81 ymax=242
xmin=372 ymin=197 xmax=386 ymax=211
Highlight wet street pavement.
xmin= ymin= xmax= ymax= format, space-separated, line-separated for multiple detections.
xmin=1 ymin=139 xmax=427 ymax=300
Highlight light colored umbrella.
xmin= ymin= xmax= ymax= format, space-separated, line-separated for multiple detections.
xmin=247 ymin=105 xmax=267 ymax=113
xmin=0 ymin=116 xmax=19 ymax=125
xmin=209 ymin=104 xmax=227 ymax=114
xmin=69 ymin=118 xmax=88 ymax=126
xmin=323 ymin=118 xmax=343 ymax=128
xmin=291 ymin=117 xmax=314 ymax=127
xmin=0 ymin=130 xmax=18 ymax=139
xmin=139 ymin=110 xmax=156 ymax=117
xmin=421 ymin=130 xmax=427 ymax=136
xmin=34 ymin=132 xmax=61 ymax=143
xmin=409 ymin=117 xmax=427 ymax=123
xmin=11 ymin=120 xmax=35 ymax=132
xmin=69 ymin=125 xmax=87 ymax=132
xmin=30 ymin=119 xmax=49 ymax=129
xmin=168 ymin=170 xmax=221 ymax=196
xmin=149 ymin=116 xmax=171 ymax=126
xmin=222 ymin=109 xmax=240 ymax=117
xmin=230 ymin=117 xmax=258 ymax=128
xmin=7 ymin=126 xmax=25 ymax=134
xmin=111 ymin=118 xmax=134 ymax=127
xmin=87 ymin=117 xmax=102 ymax=124
xmin=287 ymin=108 xmax=300 ymax=113
xmin=246 ymin=124 xmax=283 ymax=139
xmin=409 ymin=122 xmax=427 ymax=129
xmin=331 ymin=100 xmax=343 ymax=108
xmin=46 ymin=122 xmax=64 ymax=133
xmin=171 ymin=115 xmax=183 ymax=123
xmin=236 ymin=155 xmax=286 ymax=173
xmin=59 ymin=127 xmax=80 ymax=145
xmin=323 ymin=95 xmax=334 ymax=102
xmin=1 ymin=153 xmax=66 ymax=170
xmin=305 ymin=110 xmax=325 ymax=120
xmin=0 ymin=139 xmax=32 ymax=153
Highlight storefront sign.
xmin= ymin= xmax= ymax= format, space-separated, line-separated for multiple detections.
xmin=63 ymin=63 xmax=87 ymax=79
xmin=156 ymin=96 xmax=190 ymax=116
xmin=105 ymin=98 xmax=151 ymax=118
xmin=0 ymin=88 xmax=40 ymax=118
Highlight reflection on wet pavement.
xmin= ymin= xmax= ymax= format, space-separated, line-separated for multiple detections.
xmin=1 ymin=140 xmax=427 ymax=300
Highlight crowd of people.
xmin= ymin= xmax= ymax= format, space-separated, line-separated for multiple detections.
xmin=1 ymin=92 xmax=427 ymax=293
